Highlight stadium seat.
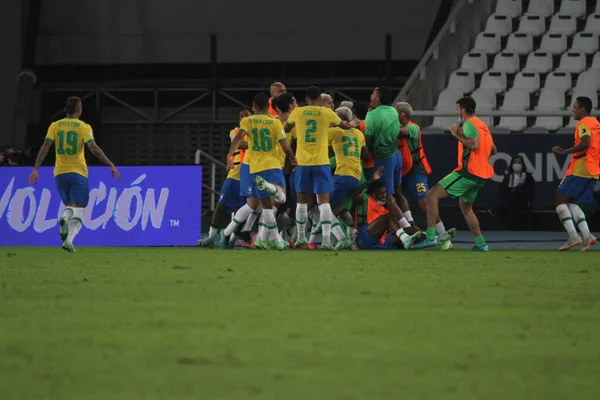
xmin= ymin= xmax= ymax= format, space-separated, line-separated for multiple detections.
xmin=471 ymin=88 xmax=497 ymax=111
xmin=460 ymin=52 xmax=488 ymax=73
xmin=518 ymin=14 xmax=547 ymax=36
xmin=497 ymin=116 xmax=528 ymax=131
xmin=473 ymin=32 xmax=502 ymax=54
xmin=493 ymin=52 xmax=521 ymax=73
xmin=572 ymin=32 xmax=600 ymax=54
xmin=593 ymin=51 xmax=600 ymax=67
xmin=558 ymin=0 xmax=587 ymax=18
xmin=557 ymin=118 xmax=578 ymax=133
xmin=435 ymin=88 xmax=463 ymax=110
xmin=544 ymin=70 xmax=572 ymax=91
xmin=558 ymin=51 xmax=587 ymax=73
xmin=574 ymin=69 xmax=600 ymax=90
xmin=597 ymin=1 xmax=600 ymax=13
xmin=480 ymin=70 xmax=508 ymax=93
xmin=524 ymin=52 xmax=554 ymax=73
xmin=485 ymin=14 xmax=513 ymax=36
xmin=447 ymin=70 xmax=475 ymax=92
xmin=539 ymin=33 xmax=568 ymax=55
xmin=502 ymin=89 xmax=531 ymax=110
xmin=537 ymin=89 xmax=565 ymax=110
xmin=549 ymin=14 xmax=577 ymax=35
xmin=527 ymin=117 xmax=564 ymax=131
xmin=585 ymin=13 xmax=600 ymax=34
xmin=496 ymin=0 xmax=523 ymax=18
xmin=526 ymin=0 xmax=555 ymax=17
xmin=428 ymin=117 xmax=456 ymax=131
xmin=506 ymin=32 xmax=534 ymax=54
xmin=513 ymin=70 xmax=541 ymax=92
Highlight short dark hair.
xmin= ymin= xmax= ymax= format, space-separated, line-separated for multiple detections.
xmin=65 ymin=96 xmax=81 ymax=115
xmin=253 ymin=93 xmax=270 ymax=111
xmin=367 ymin=180 xmax=386 ymax=194
xmin=275 ymin=93 xmax=295 ymax=114
xmin=376 ymin=86 xmax=393 ymax=106
xmin=576 ymin=96 xmax=592 ymax=114
xmin=352 ymin=102 xmax=369 ymax=120
xmin=306 ymin=86 xmax=321 ymax=101
xmin=239 ymin=107 xmax=252 ymax=114
xmin=457 ymin=97 xmax=476 ymax=114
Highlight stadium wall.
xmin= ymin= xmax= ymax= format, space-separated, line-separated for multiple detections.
xmin=0 ymin=0 xmax=22 ymax=146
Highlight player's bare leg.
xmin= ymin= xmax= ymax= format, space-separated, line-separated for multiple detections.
xmin=458 ymin=199 xmax=488 ymax=251
xmin=555 ymin=193 xmax=582 ymax=251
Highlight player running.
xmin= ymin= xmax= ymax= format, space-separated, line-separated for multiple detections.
xmin=394 ymin=102 xmax=449 ymax=240
xmin=413 ymin=97 xmax=495 ymax=251
xmin=225 ymin=93 xmax=296 ymax=250
xmin=28 ymin=96 xmax=120 ymax=252
xmin=199 ymin=108 xmax=251 ymax=247
xmin=551 ymin=96 xmax=600 ymax=252
xmin=284 ymin=86 xmax=357 ymax=250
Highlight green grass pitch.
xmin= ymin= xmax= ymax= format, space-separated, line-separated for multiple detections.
xmin=1 ymin=247 xmax=600 ymax=400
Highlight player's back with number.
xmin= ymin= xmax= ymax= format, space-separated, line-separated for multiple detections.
xmin=46 ymin=117 xmax=94 ymax=178
xmin=288 ymin=105 xmax=341 ymax=166
xmin=240 ymin=114 xmax=284 ymax=174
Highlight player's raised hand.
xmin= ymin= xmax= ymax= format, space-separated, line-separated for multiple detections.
xmin=28 ymin=169 xmax=39 ymax=185
xmin=552 ymin=146 xmax=566 ymax=155
xmin=372 ymin=165 xmax=384 ymax=180
xmin=449 ymin=123 xmax=459 ymax=135
xmin=110 ymin=165 xmax=121 ymax=181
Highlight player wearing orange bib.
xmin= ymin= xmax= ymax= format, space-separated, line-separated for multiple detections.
xmin=552 ymin=96 xmax=600 ymax=252
xmin=28 ymin=96 xmax=120 ymax=252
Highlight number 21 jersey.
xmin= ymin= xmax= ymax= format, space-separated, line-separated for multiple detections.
xmin=287 ymin=105 xmax=341 ymax=166
xmin=238 ymin=113 xmax=285 ymax=174
xmin=44 ymin=117 xmax=95 ymax=178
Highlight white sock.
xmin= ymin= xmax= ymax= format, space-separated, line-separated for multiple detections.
xmin=258 ymin=213 xmax=268 ymax=241
xmin=399 ymin=217 xmax=411 ymax=229
xmin=263 ymin=181 xmax=286 ymax=204
xmin=262 ymin=208 xmax=279 ymax=241
xmin=296 ymin=203 xmax=308 ymax=240
xmin=62 ymin=207 xmax=74 ymax=221
xmin=556 ymin=204 xmax=578 ymax=240
xmin=67 ymin=207 xmax=84 ymax=243
xmin=436 ymin=221 xmax=446 ymax=236
xmin=224 ymin=204 xmax=255 ymax=236
xmin=567 ymin=203 xmax=591 ymax=240
xmin=319 ymin=203 xmax=333 ymax=245
xmin=242 ymin=205 xmax=261 ymax=232
xmin=404 ymin=210 xmax=413 ymax=224
xmin=331 ymin=215 xmax=346 ymax=241
xmin=208 ymin=225 xmax=219 ymax=238
xmin=396 ymin=228 xmax=410 ymax=246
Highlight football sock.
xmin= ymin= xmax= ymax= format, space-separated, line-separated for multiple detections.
xmin=567 ymin=203 xmax=591 ymax=240
xmin=295 ymin=203 xmax=308 ymax=240
xmin=556 ymin=204 xmax=578 ymax=240
xmin=224 ymin=204 xmax=254 ymax=236
xmin=436 ymin=221 xmax=446 ymax=235
xmin=67 ymin=207 xmax=84 ymax=243
xmin=319 ymin=203 xmax=333 ymax=245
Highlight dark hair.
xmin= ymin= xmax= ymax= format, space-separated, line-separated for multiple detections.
xmin=457 ymin=97 xmax=476 ymax=114
xmin=65 ymin=96 xmax=81 ymax=115
xmin=352 ymin=102 xmax=369 ymax=120
xmin=306 ymin=86 xmax=321 ymax=101
xmin=239 ymin=107 xmax=252 ymax=114
xmin=275 ymin=93 xmax=295 ymax=113
xmin=509 ymin=154 xmax=527 ymax=173
xmin=253 ymin=93 xmax=270 ymax=111
xmin=367 ymin=180 xmax=386 ymax=194
xmin=376 ymin=86 xmax=393 ymax=106
xmin=576 ymin=96 xmax=592 ymax=114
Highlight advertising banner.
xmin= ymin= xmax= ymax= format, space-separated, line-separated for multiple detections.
xmin=0 ymin=166 xmax=202 ymax=246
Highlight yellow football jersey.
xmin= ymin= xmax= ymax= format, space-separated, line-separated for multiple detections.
xmin=44 ymin=117 xmax=95 ymax=178
xmin=239 ymin=113 xmax=286 ymax=173
xmin=329 ymin=127 xmax=365 ymax=180
xmin=276 ymin=116 xmax=295 ymax=168
xmin=226 ymin=128 xmax=245 ymax=180
xmin=571 ymin=121 xmax=600 ymax=179
xmin=287 ymin=105 xmax=341 ymax=166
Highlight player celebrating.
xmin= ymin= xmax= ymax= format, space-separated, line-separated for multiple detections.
xmin=28 ymin=96 xmax=120 ymax=252
xmin=552 ymin=96 xmax=600 ymax=252
xmin=199 ymin=108 xmax=251 ymax=247
xmin=414 ymin=97 xmax=495 ymax=251
xmin=284 ymin=86 xmax=357 ymax=250
xmin=226 ymin=93 xmax=296 ymax=250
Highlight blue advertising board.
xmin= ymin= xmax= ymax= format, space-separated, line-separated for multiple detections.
xmin=0 ymin=166 xmax=202 ymax=246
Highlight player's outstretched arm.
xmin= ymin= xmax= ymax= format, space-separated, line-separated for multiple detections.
xmin=87 ymin=141 xmax=120 ymax=180
xmin=351 ymin=166 xmax=384 ymax=199
xmin=28 ymin=140 xmax=53 ymax=184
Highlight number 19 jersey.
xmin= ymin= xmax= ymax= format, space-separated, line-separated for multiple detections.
xmin=239 ymin=113 xmax=286 ymax=174
xmin=45 ymin=117 xmax=95 ymax=178
xmin=287 ymin=105 xmax=341 ymax=166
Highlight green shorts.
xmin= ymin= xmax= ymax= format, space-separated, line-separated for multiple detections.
xmin=438 ymin=172 xmax=485 ymax=204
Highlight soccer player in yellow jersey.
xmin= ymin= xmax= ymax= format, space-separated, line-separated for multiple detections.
xmin=328 ymin=106 xmax=368 ymax=250
xmin=284 ymin=86 xmax=357 ymax=250
xmin=552 ymin=96 xmax=600 ymax=252
xmin=222 ymin=93 xmax=296 ymax=250
xmin=199 ymin=108 xmax=251 ymax=247
xmin=28 ymin=97 xmax=120 ymax=252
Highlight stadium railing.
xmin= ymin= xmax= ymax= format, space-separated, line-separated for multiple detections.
xmin=194 ymin=149 xmax=227 ymax=210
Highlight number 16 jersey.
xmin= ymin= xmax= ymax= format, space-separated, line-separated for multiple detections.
xmin=287 ymin=105 xmax=341 ymax=166
xmin=238 ymin=113 xmax=286 ymax=174
xmin=45 ymin=117 xmax=95 ymax=178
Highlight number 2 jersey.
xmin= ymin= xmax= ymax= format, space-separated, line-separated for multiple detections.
xmin=287 ymin=105 xmax=342 ymax=166
xmin=44 ymin=117 xmax=95 ymax=178
xmin=238 ymin=113 xmax=286 ymax=174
